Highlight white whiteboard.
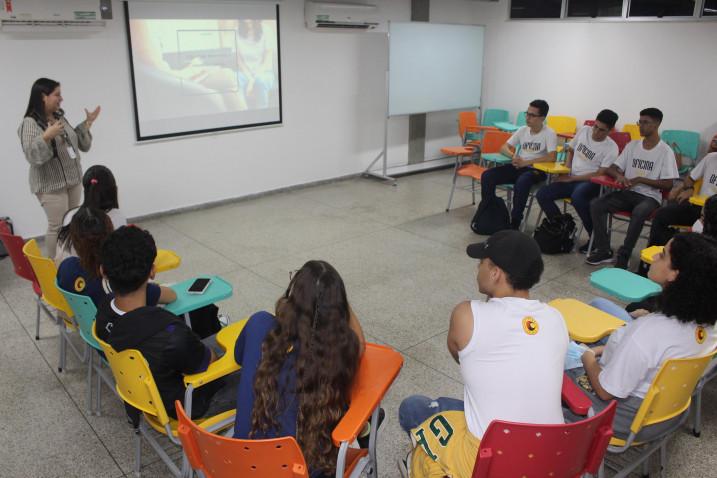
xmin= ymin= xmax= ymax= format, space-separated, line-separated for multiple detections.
xmin=388 ymin=22 xmax=484 ymax=117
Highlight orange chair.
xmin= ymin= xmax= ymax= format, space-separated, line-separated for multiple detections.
xmin=176 ymin=343 xmax=404 ymax=478
xmin=458 ymin=111 xmax=497 ymax=147
xmin=445 ymin=130 xmax=512 ymax=211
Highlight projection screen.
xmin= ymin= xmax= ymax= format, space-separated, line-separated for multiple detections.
xmin=125 ymin=1 xmax=281 ymax=140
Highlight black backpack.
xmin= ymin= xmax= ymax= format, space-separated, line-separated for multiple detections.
xmin=471 ymin=197 xmax=510 ymax=235
xmin=533 ymin=213 xmax=576 ymax=254
xmin=0 ymin=217 xmax=13 ymax=258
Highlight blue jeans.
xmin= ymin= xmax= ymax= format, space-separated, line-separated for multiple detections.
xmin=535 ymin=180 xmax=601 ymax=235
xmin=589 ymin=297 xmax=633 ymax=324
xmin=399 ymin=395 xmax=465 ymax=433
xmin=480 ymin=165 xmax=547 ymax=227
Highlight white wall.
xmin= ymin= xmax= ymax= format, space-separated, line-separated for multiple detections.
xmin=472 ymin=0 xmax=717 ymax=149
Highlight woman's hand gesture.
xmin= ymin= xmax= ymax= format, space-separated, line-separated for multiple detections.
xmin=84 ymin=106 xmax=101 ymax=128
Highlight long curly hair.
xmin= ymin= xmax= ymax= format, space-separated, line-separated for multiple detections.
xmin=70 ymin=207 xmax=113 ymax=279
xmin=658 ymin=232 xmax=717 ymax=326
xmin=250 ymin=260 xmax=360 ymax=474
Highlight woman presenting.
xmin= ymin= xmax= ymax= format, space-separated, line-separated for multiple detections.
xmin=18 ymin=78 xmax=100 ymax=258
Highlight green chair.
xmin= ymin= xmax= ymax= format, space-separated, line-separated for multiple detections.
xmin=662 ymin=129 xmax=701 ymax=174
xmin=57 ymin=282 xmax=115 ymax=415
xmin=482 ymin=108 xmax=510 ymax=127
xmin=589 ymin=268 xmax=661 ymax=303
xmin=515 ymin=111 xmax=527 ymax=126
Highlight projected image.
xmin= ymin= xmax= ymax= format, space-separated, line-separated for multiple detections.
xmin=126 ymin=3 xmax=281 ymax=140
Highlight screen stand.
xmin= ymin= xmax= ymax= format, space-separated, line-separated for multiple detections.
xmin=363 ymin=71 xmax=396 ymax=185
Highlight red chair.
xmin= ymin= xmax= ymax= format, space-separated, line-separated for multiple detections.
xmin=0 ymin=220 xmax=48 ymax=340
xmin=472 ymin=399 xmax=617 ymax=478
xmin=608 ymin=131 xmax=631 ymax=154
xmin=584 ymin=119 xmax=596 ymax=127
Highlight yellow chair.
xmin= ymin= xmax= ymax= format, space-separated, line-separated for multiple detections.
xmin=622 ymin=123 xmax=642 ymax=141
xmin=546 ymin=115 xmax=577 ymax=135
xmin=640 ymin=245 xmax=664 ymax=265
xmin=605 ymin=351 xmax=717 ymax=478
xmin=549 ymin=298 xmax=625 ymax=343
xmin=155 ymin=249 xmax=181 ymax=273
xmin=94 ymin=319 xmax=246 ymax=477
xmin=23 ymin=239 xmax=87 ymax=372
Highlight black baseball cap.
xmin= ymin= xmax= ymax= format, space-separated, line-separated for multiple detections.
xmin=466 ymin=230 xmax=543 ymax=280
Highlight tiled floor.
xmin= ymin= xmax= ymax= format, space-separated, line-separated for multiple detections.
xmin=1 ymin=169 xmax=716 ymax=477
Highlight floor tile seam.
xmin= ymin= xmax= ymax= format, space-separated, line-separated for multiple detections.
xmin=390 ymin=222 xmax=469 ymax=254
xmin=0 ymin=291 xmax=125 ymax=475
xmin=0 ymin=288 xmax=35 ymax=333
xmin=404 ymin=354 xmax=463 ymax=386
xmin=399 ymin=328 xmax=450 ymax=353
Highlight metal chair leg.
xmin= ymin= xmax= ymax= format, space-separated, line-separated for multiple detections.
xmin=58 ymin=325 xmax=66 ymax=372
xmin=86 ymin=350 xmax=94 ymax=414
xmin=134 ymin=428 xmax=142 ymax=478
xmin=692 ymin=388 xmax=703 ymax=437
xmin=446 ymin=157 xmax=460 ymax=212
xmin=660 ymin=440 xmax=668 ymax=478
xmin=35 ymin=299 xmax=41 ymax=340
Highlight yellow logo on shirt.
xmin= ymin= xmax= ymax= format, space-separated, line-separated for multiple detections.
xmin=74 ymin=277 xmax=86 ymax=292
xmin=696 ymin=326 xmax=707 ymax=344
xmin=522 ymin=316 xmax=539 ymax=335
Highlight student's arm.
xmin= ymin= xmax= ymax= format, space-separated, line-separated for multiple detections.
xmin=561 ymin=166 xmax=608 ymax=183
xmin=518 ymin=150 xmax=557 ymax=167
xmin=605 ymin=164 xmax=630 ymax=187
xmin=500 ymin=143 xmax=515 ymax=158
xmin=630 ymin=177 xmax=674 ymax=190
xmin=581 ymin=349 xmax=615 ymax=401
xmin=447 ymin=301 xmax=473 ymax=364
xmin=669 ymin=175 xmax=695 ymax=202
xmin=158 ymin=285 xmax=177 ymax=304
xmin=348 ymin=304 xmax=366 ymax=356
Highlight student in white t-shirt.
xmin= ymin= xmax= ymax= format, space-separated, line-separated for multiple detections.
xmin=480 ymin=99 xmax=557 ymax=230
xmin=587 ymin=108 xmax=679 ymax=269
xmin=397 ymin=231 xmax=568 ymax=478
xmin=536 ymin=110 xmax=620 ymax=252
xmin=645 ymin=151 xmax=717 ymax=250
xmin=568 ymin=233 xmax=717 ymax=441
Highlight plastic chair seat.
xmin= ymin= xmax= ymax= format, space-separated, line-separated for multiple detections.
xmin=145 ymin=408 xmax=236 ymax=437
xmin=155 ymin=249 xmax=181 ymax=274
xmin=549 ymin=298 xmax=626 ymax=342
xmin=640 ymin=245 xmax=664 ymax=265
xmin=481 ymin=153 xmax=512 ymax=165
xmin=441 ymin=146 xmax=476 ymax=156
xmin=494 ymin=121 xmax=520 ymax=132
xmin=590 ymin=268 xmax=662 ymax=302
xmin=457 ymin=164 xmax=487 ymax=180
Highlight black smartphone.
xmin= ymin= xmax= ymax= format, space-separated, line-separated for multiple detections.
xmin=187 ymin=277 xmax=212 ymax=295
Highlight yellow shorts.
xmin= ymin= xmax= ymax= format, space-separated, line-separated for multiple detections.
xmin=410 ymin=410 xmax=481 ymax=478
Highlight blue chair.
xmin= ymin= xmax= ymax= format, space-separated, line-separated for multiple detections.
xmin=57 ymin=282 xmax=115 ymax=415
xmin=589 ymin=268 xmax=661 ymax=303
xmin=515 ymin=111 xmax=527 ymax=127
xmin=483 ymin=108 xmax=510 ymax=127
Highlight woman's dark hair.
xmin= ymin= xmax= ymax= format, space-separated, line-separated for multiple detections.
xmin=702 ymin=195 xmax=717 ymax=239
xmin=68 ymin=207 xmax=113 ymax=279
xmin=24 ymin=78 xmax=60 ymax=128
xmin=658 ymin=232 xmax=717 ymax=326
xmin=250 ymin=260 xmax=360 ymax=474
xmin=82 ymin=165 xmax=119 ymax=211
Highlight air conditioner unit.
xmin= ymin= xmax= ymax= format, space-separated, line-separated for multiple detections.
xmin=1 ymin=0 xmax=108 ymax=32
xmin=305 ymin=1 xmax=380 ymax=31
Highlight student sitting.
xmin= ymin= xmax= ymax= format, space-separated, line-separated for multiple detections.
xmin=535 ymin=109 xmax=619 ymax=252
xmin=587 ymin=108 xmax=679 ymax=269
xmin=57 ymin=207 xmax=175 ymax=307
xmin=568 ymin=233 xmax=717 ymax=441
xmin=398 ymin=231 xmax=568 ymax=478
xmin=480 ymin=100 xmax=557 ymax=230
xmin=232 ymin=260 xmax=366 ymax=478
xmin=645 ymin=149 xmax=717 ymax=251
xmin=57 ymin=165 xmax=126 ymax=262
xmin=96 ymin=225 xmax=237 ymax=419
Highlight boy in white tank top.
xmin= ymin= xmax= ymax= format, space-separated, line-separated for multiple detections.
xmin=398 ymin=231 xmax=568 ymax=477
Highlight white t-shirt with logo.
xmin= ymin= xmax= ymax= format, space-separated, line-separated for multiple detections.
xmin=613 ymin=140 xmax=679 ymax=203
xmin=507 ymin=125 xmax=558 ymax=162
xmin=599 ymin=313 xmax=717 ymax=399
xmin=568 ymin=126 xmax=619 ymax=176
xmin=459 ymin=297 xmax=568 ymax=439
xmin=689 ymin=152 xmax=717 ymax=198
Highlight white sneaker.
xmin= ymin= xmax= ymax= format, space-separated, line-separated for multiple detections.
xmin=397 ymin=450 xmax=412 ymax=478
xmin=218 ymin=314 xmax=230 ymax=327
